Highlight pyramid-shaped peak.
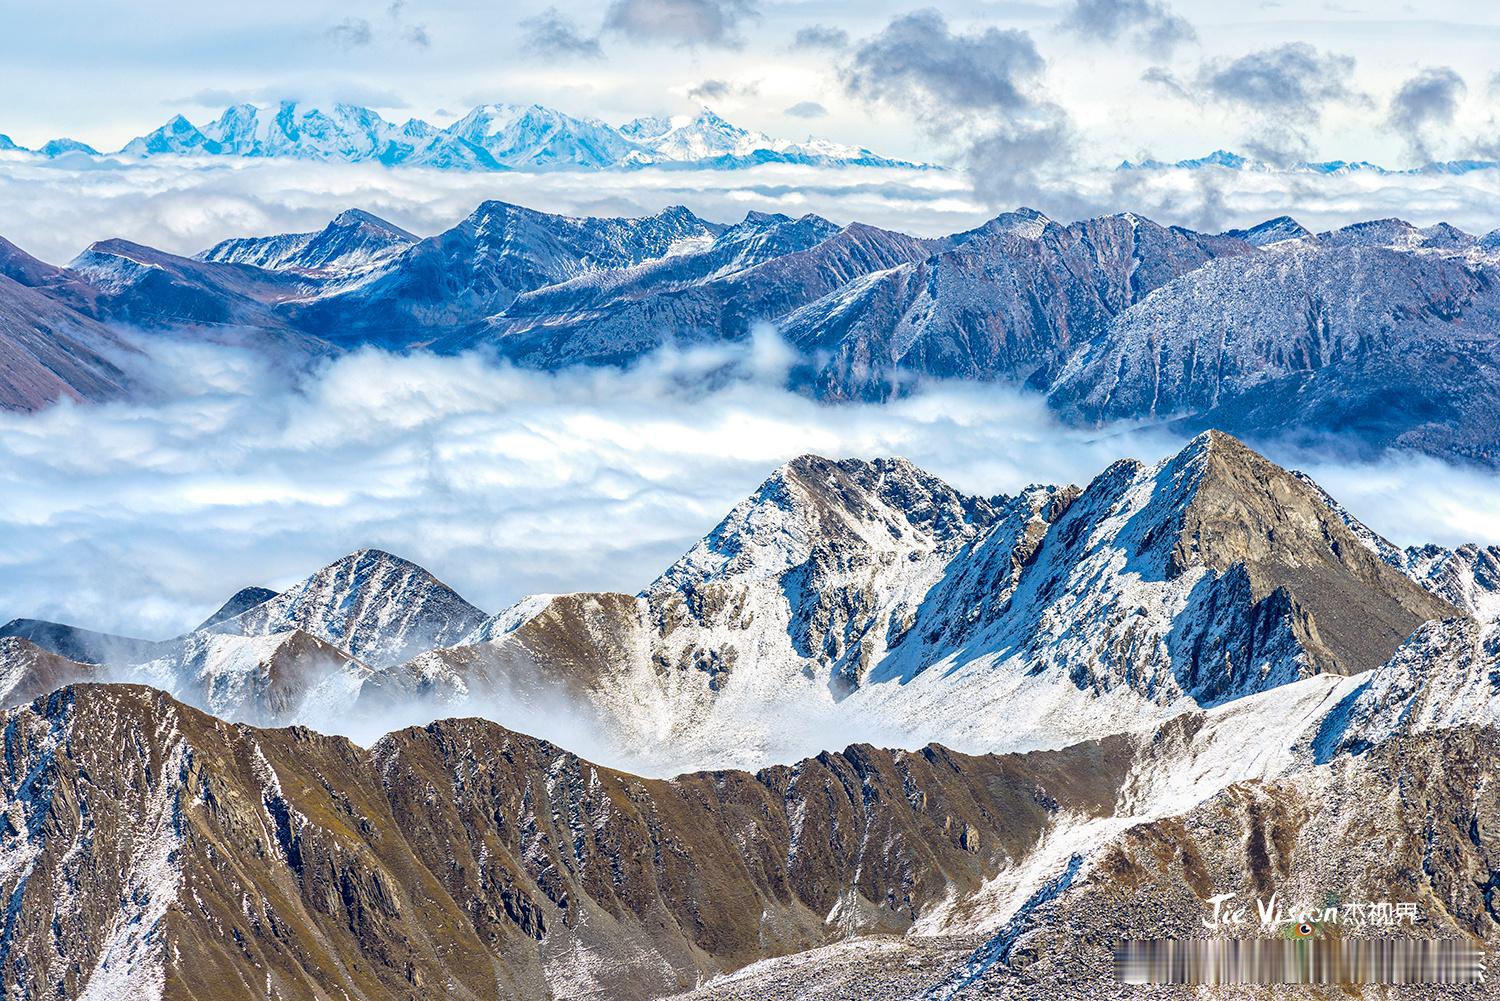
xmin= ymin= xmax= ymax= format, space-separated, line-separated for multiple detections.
xmin=1149 ymin=430 xmax=1457 ymax=674
xmin=328 ymin=208 xmax=415 ymax=237
xmin=194 ymin=585 xmax=279 ymax=632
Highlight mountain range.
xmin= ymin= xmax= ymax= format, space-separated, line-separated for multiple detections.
xmin=3 ymin=200 xmax=1499 ymax=466
xmin=1119 ymin=148 xmax=1500 ymax=176
xmin=0 ymin=100 xmax=924 ymax=172
xmin=0 ymin=431 xmax=1496 ymax=997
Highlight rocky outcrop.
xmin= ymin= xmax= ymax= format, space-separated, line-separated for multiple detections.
xmin=0 ymin=636 xmax=98 ymax=704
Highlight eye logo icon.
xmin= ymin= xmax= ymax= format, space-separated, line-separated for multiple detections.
xmin=1293 ymin=922 xmax=1316 ymax=939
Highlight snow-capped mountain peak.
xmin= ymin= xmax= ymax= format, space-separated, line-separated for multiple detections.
xmin=215 ymin=548 xmax=487 ymax=668
xmin=37 ymin=100 xmax=930 ymax=172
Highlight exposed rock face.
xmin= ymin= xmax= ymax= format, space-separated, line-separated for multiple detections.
xmin=66 ymin=237 xmax=311 ymax=329
xmin=680 ymin=725 xmax=1500 ymax=1000
xmin=1166 ymin=431 xmax=1456 ymax=675
xmin=0 ymin=432 xmax=1473 ymax=774
xmin=780 ymin=211 xmax=1248 ymax=400
xmin=1046 ymin=231 xmax=1500 ymax=465
xmin=0 ymin=262 xmax=134 ymax=412
xmin=1321 ymin=616 xmax=1500 ymax=754
xmin=471 ymin=216 xmax=934 ymax=368
xmin=0 ymin=438 xmax=1493 ymax=997
xmin=647 ymin=455 xmax=1001 ymax=696
xmin=0 ymin=636 xmax=97 ymax=704
xmin=0 ymin=684 xmax=1133 ymax=1000
xmin=941 ymin=727 xmax=1500 ymax=999
xmin=1402 ymin=544 xmax=1500 ymax=623
xmin=287 ymin=201 xmax=722 ymax=347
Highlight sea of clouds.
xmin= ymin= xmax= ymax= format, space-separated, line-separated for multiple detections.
xmin=5 ymin=154 xmax=1500 ymax=264
xmin=2 ymin=330 xmax=1497 ymax=641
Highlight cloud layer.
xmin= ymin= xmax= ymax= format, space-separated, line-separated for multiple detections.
xmin=2 ymin=334 xmax=1497 ymax=643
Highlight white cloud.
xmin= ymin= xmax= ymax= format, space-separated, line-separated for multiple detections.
xmin=2 ymin=332 xmax=1496 ymax=643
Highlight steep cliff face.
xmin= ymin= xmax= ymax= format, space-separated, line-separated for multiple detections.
xmin=1163 ymin=430 xmax=1456 ymax=675
xmin=0 ymin=637 xmax=97 ymax=704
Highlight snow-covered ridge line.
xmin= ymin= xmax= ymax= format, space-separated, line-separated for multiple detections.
xmin=1118 ymin=148 xmax=1500 ymax=176
xmin=1 ymin=100 xmax=932 ymax=172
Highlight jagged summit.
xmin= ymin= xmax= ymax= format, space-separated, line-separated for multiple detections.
xmin=328 ymin=207 xmax=413 ymax=234
xmin=652 ymin=453 xmax=1000 ymax=595
xmin=5 ymin=200 xmax=1498 ymax=465
xmin=2 ymin=433 xmax=1494 ymax=771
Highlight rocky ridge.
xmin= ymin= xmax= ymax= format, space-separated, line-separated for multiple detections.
xmin=3 ymin=203 xmax=1499 ymax=466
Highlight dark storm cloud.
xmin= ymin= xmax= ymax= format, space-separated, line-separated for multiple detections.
xmin=1061 ymin=0 xmax=1196 ymax=58
xmin=1196 ymin=43 xmax=1362 ymax=162
xmin=1140 ymin=66 xmax=1192 ymax=101
xmin=842 ymin=9 xmax=1070 ymax=205
xmin=603 ymin=0 xmax=758 ymax=48
xmin=520 ymin=8 xmax=604 ymax=59
xmin=326 ymin=17 xmax=374 ymax=48
xmin=790 ymin=25 xmax=849 ymax=51
xmin=1387 ymin=67 xmax=1466 ymax=164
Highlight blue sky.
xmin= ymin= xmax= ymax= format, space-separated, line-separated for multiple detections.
xmin=3 ymin=0 xmax=1500 ymax=169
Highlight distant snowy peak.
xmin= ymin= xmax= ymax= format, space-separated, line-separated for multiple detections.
xmin=17 ymin=100 xmax=928 ymax=171
xmin=441 ymin=103 xmax=637 ymax=169
xmin=118 ymin=114 xmax=222 ymax=157
xmin=197 ymin=208 xmax=418 ymax=275
xmin=1120 ymin=149 xmax=1500 ymax=177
